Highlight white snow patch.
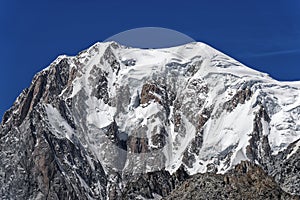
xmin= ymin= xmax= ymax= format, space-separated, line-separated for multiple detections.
xmin=45 ymin=104 xmax=74 ymax=140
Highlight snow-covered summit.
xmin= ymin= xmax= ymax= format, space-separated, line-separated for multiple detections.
xmin=37 ymin=41 xmax=300 ymax=174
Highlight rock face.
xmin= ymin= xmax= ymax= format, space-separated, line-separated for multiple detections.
xmin=0 ymin=59 xmax=107 ymax=200
xmin=164 ymin=161 xmax=299 ymax=200
xmin=0 ymin=41 xmax=300 ymax=199
xmin=269 ymin=139 xmax=300 ymax=195
xmin=121 ymin=166 xmax=188 ymax=199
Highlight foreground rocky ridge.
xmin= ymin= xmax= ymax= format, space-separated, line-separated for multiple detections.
xmin=164 ymin=161 xmax=299 ymax=200
xmin=0 ymin=41 xmax=300 ymax=199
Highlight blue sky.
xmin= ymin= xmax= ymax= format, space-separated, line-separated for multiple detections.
xmin=0 ymin=0 xmax=300 ymax=118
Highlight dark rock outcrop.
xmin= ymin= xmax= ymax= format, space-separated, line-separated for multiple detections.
xmin=122 ymin=165 xmax=189 ymax=199
xmin=223 ymin=88 xmax=252 ymax=112
xmin=246 ymin=105 xmax=272 ymax=166
xmin=269 ymin=139 xmax=300 ymax=195
xmin=140 ymin=83 xmax=163 ymax=105
xmin=164 ymin=161 xmax=299 ymax=200
xmin=0 ymin=107 xmax=107 ymax=200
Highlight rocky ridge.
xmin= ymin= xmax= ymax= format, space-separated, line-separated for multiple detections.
xmin=164 ymin=161 xmax=299 ymax=200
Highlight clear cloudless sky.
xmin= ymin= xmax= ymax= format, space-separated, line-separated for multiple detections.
xmin=0 ymin=0 xmax=300 ymax=118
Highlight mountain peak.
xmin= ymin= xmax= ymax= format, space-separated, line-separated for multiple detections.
xmin=1 ymin=42 xmax=299 ymax=199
